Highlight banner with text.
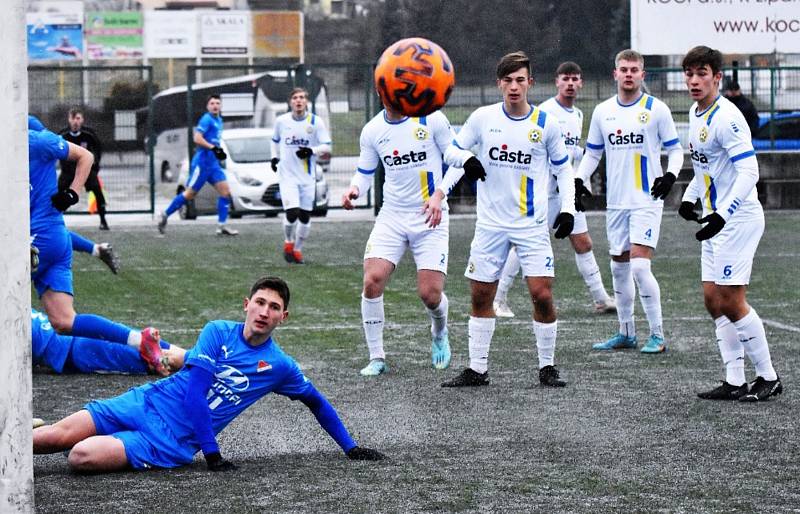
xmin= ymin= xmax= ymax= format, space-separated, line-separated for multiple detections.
xmin=200 ymin=11 xmax=250 ymax=57
xmin=144 ymin=10 xmax=198 ymax=58
xmin=631 ymin=0 xmax=800 ymax=55
xmin=86 ymin=11 xmax=143 ymax=60
xmin=27 ymin=1 xmax=84 ymax=61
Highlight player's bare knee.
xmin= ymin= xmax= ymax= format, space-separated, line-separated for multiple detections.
xmin=571 ymin=234 xmax=593 ymax=254
xmin=183 ymin=189 xmax=196 ymax=200
xmin=49 ymin=313 xmax=74 ymax=334
xmin=419 ymin=289 xmax=442 ymax=310
xmin=298 ymin=210 xmax=311 ymax=224
xmin=67 ymin=443 xmax=94 ymax=470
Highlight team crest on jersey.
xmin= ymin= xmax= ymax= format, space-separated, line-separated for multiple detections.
xmin=414 ymin=127 xmax=429 ymax=141
xmin=699 ymin=127 xmax=709 ymax=143
xmin=257 ymin=360 xmax=272 ymax=373
xmin=528 ymin=128 xmax=543 ymax=144
xmin=638 ymin=111 xmax=650 ymax=124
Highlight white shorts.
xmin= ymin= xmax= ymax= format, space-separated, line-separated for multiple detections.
xmin=701 ymin=214 xmax=764 ymax=285
xmin=364 ymin=208 xmax=449 ymax=274
xmin=606 ymin=206 xmax=663 ymax=255
xmin=547 ymin=196 xmax=588 ymax=235
xmin=465 ymin=224 xmax=554 ymax=282
xmin=279 ymin=179 xmax=315 ymax=211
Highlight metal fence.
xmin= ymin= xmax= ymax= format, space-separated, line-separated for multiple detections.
xmin=28 ymin=65 xmax=155 ymax=215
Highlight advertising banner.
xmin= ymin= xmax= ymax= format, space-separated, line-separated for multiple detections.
xmin=631 ymin=0 xmax=800 ymax=55
xmin=86 ymin=11 xmax=143 ymax=60
xmin=252 ymin=11 xmax=303 ymax=59
xmin=27 ymin=1 xmax=84 ymax=61
xmin=200 ymin=11 xmax=250 ymax=57
xmin=144 ymin=10 xmax=198 ymax=58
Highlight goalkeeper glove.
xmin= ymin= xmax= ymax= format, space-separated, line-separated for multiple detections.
xmin=553 ymin=212 xmax=574 ymax=239
xmin=346 ymin=446 xmax=385 ymax=461
xmin=295 ymin=147 xmax=313 ymax=159
xmin=574 ymin=178 xmax=592 ymax=212
xmin=463 ymin=156 xmax=486 ymax=182
xmin=205 ymin=451 xmax=237 ymax=472
xmin=50 ymin=189 xmax=79 ymax=212
xmin=31 ymin=244 xmax=39 ymax=274
xmin=212 ymin=146 xmax=227 ymax=161
xmin=696 ymin=213 xmax=725 ymax=241
xmin=650 ymin=172 xmax=676 ymax=200
xmin=678 ymin=201 xmax=700 ymax=223
xmin=270 ymin=157 xmax=279 ymax=172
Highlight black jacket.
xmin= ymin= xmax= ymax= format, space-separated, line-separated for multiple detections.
xmin=58 ymin=126 xmax=102 ymax=175
xmin=726 ymin=95 xmax=760 ymax=135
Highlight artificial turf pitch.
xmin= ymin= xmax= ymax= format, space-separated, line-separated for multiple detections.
xmin=33 ymin=211 xmax=799 ymax=513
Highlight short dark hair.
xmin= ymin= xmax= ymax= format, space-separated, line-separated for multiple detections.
xmin=682 ymin=46 xmax=723 ymax=75
xmin=206 ymin=94 xmax=221 ymax=103
xmin=722 ymin=76 xmax=740 ymax=92
xmin=249 ymin=276 xmax=290 ymax=309
xmin=556 ymin=61 xmax=582 ymax=77
xmin=68 ymin=107 xmax=83 ymax=118
xmin=496 ymin=51 xmax=531 ymax=80
xmin=288 ymin=87 xmax=308 ymax=101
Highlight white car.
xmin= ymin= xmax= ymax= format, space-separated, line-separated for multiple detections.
xmin=176 ymin=128 xmax=329 ymax=218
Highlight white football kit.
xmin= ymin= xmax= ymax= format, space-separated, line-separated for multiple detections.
xmin=579 ymin=93 xmax=682 ymax=254
xmin=445 ymin=102 xmax=575 ymax=281
xmin=682 ymin=95 xmax=763 ymax=285
xmin=540 ymin=97 xmax=588 ymax=234
xmin=352 ymin=110 xmax=455 ymax=272
xmin=271 ymin=112 xmax=331 ymax=210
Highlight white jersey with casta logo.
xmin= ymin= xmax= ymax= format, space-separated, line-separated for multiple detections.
xmin=539 ymin=96 xmax=583 ymax=198
xmin=355 ymin=110 xmax=454 ymax=211
xmin=271 ymin=111 xmax=331 ymax=185
xmin=686 ymin=95 xmax=761 ymax=220
xmin=447 ymin=102 xmax=572 ymax=229
xmin=583 ymin=93 xmax=681 ymax=209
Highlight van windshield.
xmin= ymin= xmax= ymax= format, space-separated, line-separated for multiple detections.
xmin=224 ymin=137 xmax=272 ymax=163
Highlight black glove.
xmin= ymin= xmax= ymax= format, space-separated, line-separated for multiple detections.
xmin=696 ymin=213 xmax=725 ymax=241
xmin=678 ymin=201 xmax=700 ymax=223
xmin=50 ymin=188 xmax=79 ymax=212
xmin=346 ymin=446 xmax=385 ymax=461
xmin=574 ymin=178 xmax=592 ymax=212
xmin=295 ymin=147 xmax=313 ymax=159
xmin=650 ymin=172 xmax=676 ymax=200
xmin=270 ymin=157 xmax=279 ymax=172
xmin=205 ymin=452 xmax=237 ymax=472
xmin=212 ymin=146 xmax=227 ymax=161
xmin=463 ymin=156 xmax=486 ymax=182
xmin=553 ymin=212 xmax=574 ymax=239
xmin=31 ymin=244 xmax=39 ymax=274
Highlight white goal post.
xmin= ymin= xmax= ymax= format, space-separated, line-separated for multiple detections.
xmin=0 ymin=0 xmax=34 ymax=511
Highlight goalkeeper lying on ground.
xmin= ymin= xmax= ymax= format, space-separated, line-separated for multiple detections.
xmin=33 ymin=276 xmax=385 ymax=472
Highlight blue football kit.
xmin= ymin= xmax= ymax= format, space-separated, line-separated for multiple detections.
xmin=186 ymin=112 xmax=226 ymax=191
xmin=86 ymin=321 xmax=356 ymax=469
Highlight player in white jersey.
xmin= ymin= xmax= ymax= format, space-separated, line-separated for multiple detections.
xmin=440 ymin=51 xmax=576 ymax=388
xmin=270 ymin=88 xmax=332 ymax=264
xmin=342 ymin=102 xmax=460 ymax=376
xmin=493 ymin=61 xmax=615 ymax=318
xmin=679 ymin=46 xmax=781 ymax=402
xmin=576 ymin=49 xmax=684 ymax=354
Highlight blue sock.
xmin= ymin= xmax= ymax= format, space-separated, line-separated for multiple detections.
xmin=72 ymin=314 xmax=132 ymax=344
xmin=67 ymin=337 xmax=148 ymax=374
xmin=165 ymin=194 xmax=187 ymax=216
xmin=70 ymin=231 xmax=95 ymax=254
xmin=217 ymin=196 xmax=230 ymax=224
xmin=160 ymin=339 xmax=171 ymax=349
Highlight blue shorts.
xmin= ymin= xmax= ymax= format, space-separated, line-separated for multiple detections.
xmin=186 ymin=155 xmax=226 ymax=193
xmin=85 ymin=387 xmax=197 ymax=469
xmin=31 ymin=227 xmax=73 ymax=297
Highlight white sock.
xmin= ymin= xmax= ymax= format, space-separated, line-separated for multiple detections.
xmin=610 ymin=260 xmax=635 ymax=337
xmin=533 ymin=320 xmax=557 ymax=368
xmin=283 ymin=216 xmax=296 ymax=242
xmin=715 ymin=316 xmax=745 ymax=386
xmin=468 ymin=316 xmax=495 ymax=374
xmin=734 ymin=308 xmax=777 ymax=381
xmin=495 ymin=248 xmax=520 ymax=303
xmin=91 ymin=245 xmax=100 ymax=257
xmin=126 ymin=330 xmax=141 ymax=348
xmin=294 ymin=221 xmax=310 ymax=251
xmin=361 ymin=294 xmax=385 ymax=360
xmin=427 ymin=292 xmax=448 ymax=339
xmin=630 ymin=258 xmax=663 ymax=338
xmin=575 ymin=250 xmax=610 ymax=303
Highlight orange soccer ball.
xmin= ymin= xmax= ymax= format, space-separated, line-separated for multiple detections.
xmin=374 ymin=37 xmax=455 ymax=117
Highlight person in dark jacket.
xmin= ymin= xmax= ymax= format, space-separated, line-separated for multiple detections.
xmin=723 ymin=78 xmax=760 ymax=135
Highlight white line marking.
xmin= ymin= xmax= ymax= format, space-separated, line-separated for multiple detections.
xmin=762 ymin=319 xmax=800 ymax=333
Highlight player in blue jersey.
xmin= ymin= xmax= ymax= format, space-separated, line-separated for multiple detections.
xmin=158 ymin=94 xmax=238 ymax=236
xmin=33 ymin=276 xmax=385 ymax=471
xmin=29 ymin=128 xmax=166 ymax=374
xmin=679 ymin=46 xmax=782 ymax=402
xmin=32 ymin=309 xmax=182 ymax=375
